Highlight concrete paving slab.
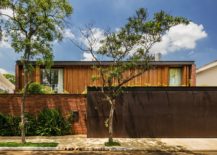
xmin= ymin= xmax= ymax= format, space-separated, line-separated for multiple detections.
xmin=0 ymin=135 xmax=216 ymax=152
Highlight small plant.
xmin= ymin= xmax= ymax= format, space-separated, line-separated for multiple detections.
xmin=20 ymin=82 xmax=54 ymax=94
xmin=0 ymin=109 xmax=72 ymax=136
xmin=0 ymin=89 xmax=8 ymax=94
xmin=36 ymin=109 xmax=71 ymax=136
xmin=104 ymin=141 xmax=121 ymax=147
xmin=25 ymin=113 xmax=37 ymax=136
xmin=0 ymin=113 xmax=20 ymax=136
xmin=27 ymin=82 xmax=44 ymax=94
xmin=41 ymin=85 xmax=54 ymax=94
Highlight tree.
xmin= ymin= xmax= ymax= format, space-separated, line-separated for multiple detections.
xmin=0 ymin=0 xmax=72 ymax=143
xmin=3 ymin=73 xmax=15 ymax=84
xmin=71 ymin=8 xmax=189 ymax=144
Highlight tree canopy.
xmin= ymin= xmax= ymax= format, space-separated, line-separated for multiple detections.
xmin=74 ymin=8 xmax=189 ymax=144
xmin=0 ymin=0 xmax=72 ymax=65
xmin=0 ymin=0 xmax=73 ymax=143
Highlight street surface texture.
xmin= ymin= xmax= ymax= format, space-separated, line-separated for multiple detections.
xmin=1 ymin=136 xmax=217 ymax=152
xmin=0 ymin=151 xmax=216 ymax=155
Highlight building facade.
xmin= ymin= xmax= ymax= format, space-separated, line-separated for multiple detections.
xmin=0 ymin=73 xmax=15 ymax=93
xmin=16 ymin=61 xmax=196 ymax=94
xmin=196 ymin=60 xmax=217 ymax=86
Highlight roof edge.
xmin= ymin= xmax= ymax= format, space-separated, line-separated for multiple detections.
xmin=16 ymin=60 xmax=195 ymax=66
xmin=196 ymin=60 xmax=217 ymax=74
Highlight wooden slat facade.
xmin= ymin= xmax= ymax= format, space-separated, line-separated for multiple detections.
xmin=15 ymin=61 xmax=196 ymax=94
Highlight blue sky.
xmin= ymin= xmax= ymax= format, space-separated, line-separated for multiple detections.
xmin=0 ymin=0 xmax=217 ymax=74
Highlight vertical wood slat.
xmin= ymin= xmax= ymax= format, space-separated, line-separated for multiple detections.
xmin=186 ymin=66 xmax=189 ymax=86
xmin=190 ymin=64 xmax=196 ymax=86
xmin=157 ymin=67 xmax=161 ymax=86
xmin=15 ymin=64 xmax=19 ymax=91
xmin=182 ymin=66 xmax=187 ymax=86
xmin=35 ymin=66 xmax=41 ymax=83
xmin=163 ymin=67 xmax=169 ymax=86
xmin=17 ymin=64 xmax=195 ymax=94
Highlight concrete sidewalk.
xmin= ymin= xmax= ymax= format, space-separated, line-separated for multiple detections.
xmin=0 ymin=135 xmax=217 ymax=152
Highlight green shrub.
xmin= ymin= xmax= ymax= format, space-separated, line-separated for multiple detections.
xmin=0 ymin=109 xmax=71 ymax=136
xmin=36 ymin=109 xmax=71 ymax=136
xmin=41 ymin=85 xmax=54 ymax=94
xmin=20 ymin=82 xmax=54 ymax=94
xmin=27 ymin=82 xmax=43 ymax=94
xmin=25 ymin=113 xmax=37 ymax=136
xmin=104 ymin=141 xmax=121 ymax=147
xmin=0 ymin=113 xmax=20 ymax=136
xmin=0 ymin=89 xmax=8 ymax=94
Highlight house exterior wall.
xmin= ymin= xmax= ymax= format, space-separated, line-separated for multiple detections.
xmin=197 ymin=66 xmax=217 ymax=86
xmin=16 ymin=62 xmax=196 ymax=94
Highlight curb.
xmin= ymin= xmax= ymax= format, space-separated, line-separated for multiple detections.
xmin=62 ymin=147 xmax=140 ymax=151
xmin=0 ymin=147 xmax=217 ymax=152
xmin=0 ymin=147 xmax=141 ymax=151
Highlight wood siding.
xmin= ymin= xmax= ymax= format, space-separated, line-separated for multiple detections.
xmin=16 ymin=64 xmax=195 ymax=94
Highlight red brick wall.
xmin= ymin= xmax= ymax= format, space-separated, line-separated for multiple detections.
xmin=0 ymin=94 xmax=87 ymax=134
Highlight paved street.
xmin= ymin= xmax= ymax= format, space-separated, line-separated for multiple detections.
xmin=0 ymin=151 xmax=216 ymax=155
xmin=0 ymin=135 xmax=217 ymax=154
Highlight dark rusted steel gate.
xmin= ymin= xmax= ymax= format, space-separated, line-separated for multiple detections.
xmin=87 ymin=87 xmax=217 ymax=138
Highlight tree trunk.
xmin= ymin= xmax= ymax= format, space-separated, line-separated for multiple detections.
xmin=108 ymin=100 xmax=115 ymax=143
xmin=20 ymin=64 xmax=27 ymax=144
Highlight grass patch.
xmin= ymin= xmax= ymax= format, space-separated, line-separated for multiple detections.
xmin=0 ymin=142 xmax=58 ymax=147
xmin=104 ymin=141 xmax=121 ymax=147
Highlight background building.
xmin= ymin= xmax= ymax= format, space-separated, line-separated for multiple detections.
xmin=0 ymin=73 xmax=15 ymax=93
xmin=196 ymin=60 xmax=217 ymax=86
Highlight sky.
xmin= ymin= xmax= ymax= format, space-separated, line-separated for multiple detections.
xmin=0 ymin=0 xmax=217 ymax=74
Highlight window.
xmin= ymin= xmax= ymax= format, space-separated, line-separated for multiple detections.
xmin=41 ymin=69 xmax=63 ymax=93
xmin=169 ymin=68 xmax=182 ymax=86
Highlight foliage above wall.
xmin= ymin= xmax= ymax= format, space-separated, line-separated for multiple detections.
xmin=20 ymin=82 xmax=54 ymax=94
xmin=3 ymin=74 xmax=15 ymax=84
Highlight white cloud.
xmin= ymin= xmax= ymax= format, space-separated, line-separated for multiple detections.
xmin=0 ymin=8 xmax=14 ymax=20
xmin=81 ymin=27 xmax=105 ymax=61
xmin=150 ymin=22 xmax=207 ymax=54
xmin=0 ymin=30 xmax=11 ymax=49
xmin=0 ymin=40 xmax=11 ymax=48
xmin=82 ymin=52 xmax=95 ymax=61
xmin=80 ymin=22 xmax=207 ymax=60
xmin=81 ymin=27 xmax=105 ymax=52
xmin=0 ymin=68 xmax=8 ymax=74
xmin=63 ymin=28 xmax=75 ymax=39
xmin=53 ymin=28 xmax=75 ymax=44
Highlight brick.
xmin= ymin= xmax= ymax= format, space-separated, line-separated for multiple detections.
xmin=0 ymin=94 xmax=87 ymax=134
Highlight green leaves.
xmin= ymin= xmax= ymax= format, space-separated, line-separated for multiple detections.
xmin=0 ymin=0 xmax=11 ymax=9
xmin=0 ymin=110 xmax=71 ymax=136
xmin=36 ymin=109 xmax=71 ymax=136
xmin=92 ymin=8 xmax=189 ymax=92
xmin=0 ymin=0 xmax=73 ymax=64
xmin=3 ymin=73 xmax=15 ymax=84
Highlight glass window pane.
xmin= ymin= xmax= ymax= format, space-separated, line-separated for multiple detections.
xmin=40 ymin=68 xmax=63 ymax=93
xmin=169 ymin=68 xmax=182 ymax=86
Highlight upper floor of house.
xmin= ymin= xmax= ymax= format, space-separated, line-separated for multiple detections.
xmin=15 ymin=61 xmax=196 ymax=94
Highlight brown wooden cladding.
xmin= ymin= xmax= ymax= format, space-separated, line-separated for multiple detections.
xmin=64 ymin=65 xmax=194 ymax=94
xmin=16 ymin=63 xmax=195 ymax=94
